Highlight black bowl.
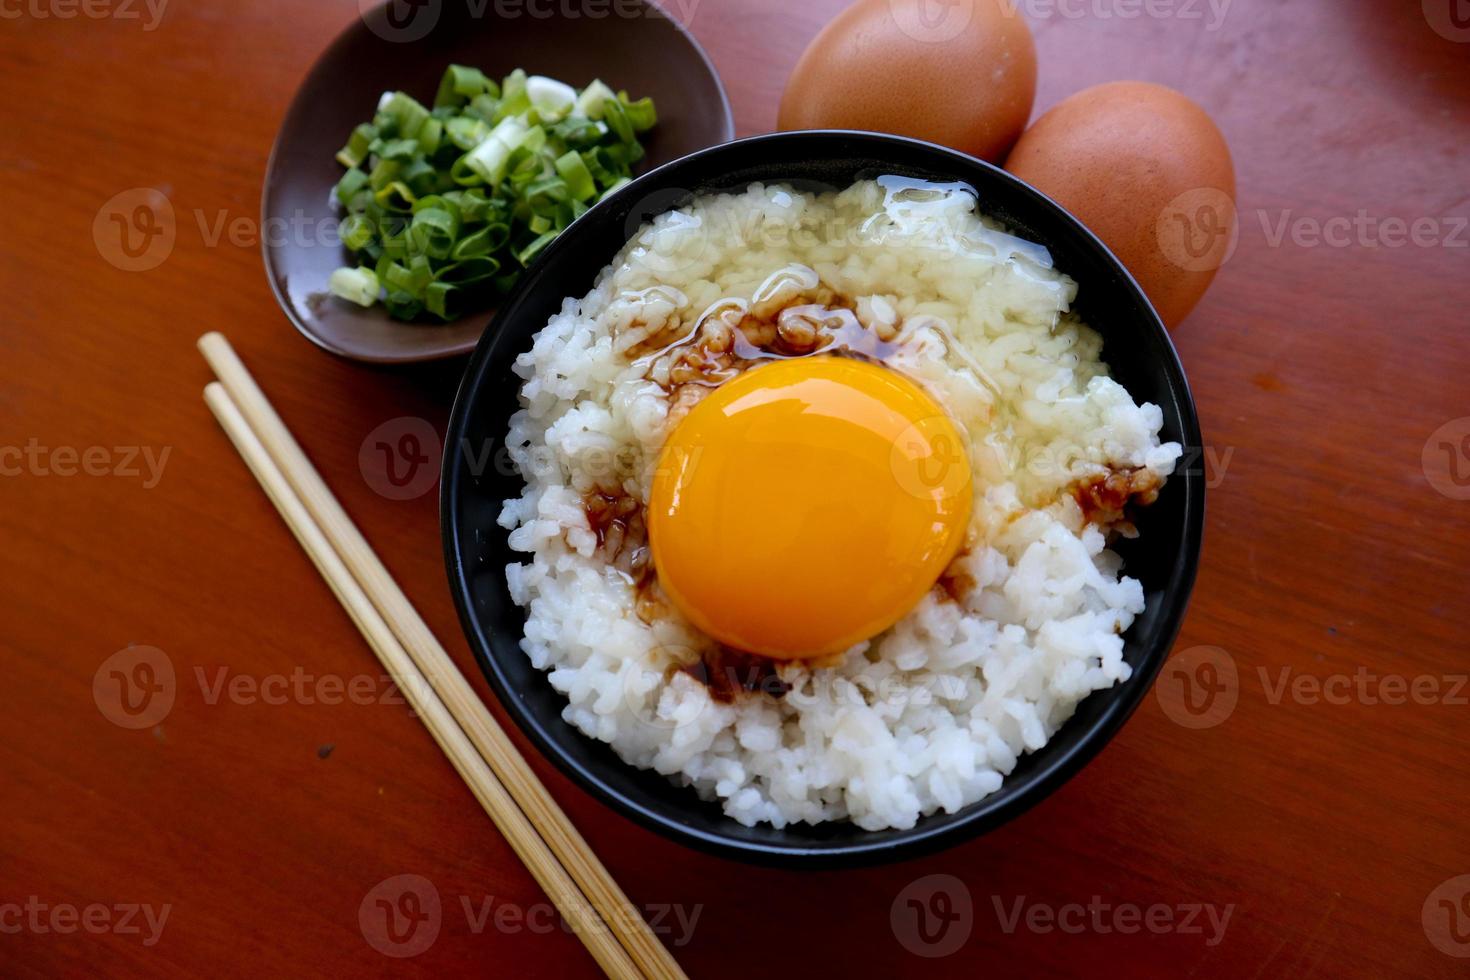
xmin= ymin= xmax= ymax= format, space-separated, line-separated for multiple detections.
xmin=441 ymin=131 xmax=1204 ymax=867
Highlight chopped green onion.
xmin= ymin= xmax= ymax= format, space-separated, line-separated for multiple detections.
xmin=554 ymin=116 xmax=605 ymax=149
xmin=438 ymin=256 xmax=500 ymax=284
xmin=525 ymin=176 xmax=570 ymax=216
xmin=375 ymin=138 xmax=420 ymax=162
xmin=400 ymin=158 xmax=440 ymax=196
xmin=336 ymin=123 xmax=377 ymax=168
xmin=330 ymin=64 xmax=657 ymax=321
xmin=367 ymin=157 xmax=400 ymax=191
xmin=497 ymin=69 xmax=530 ymax=120
xmin=410 ymin=207 xmax=460 ymax=260
xmin=383 ymin=256 xmax=432 ymax=296
xmin=339 ymin=213 xmax=375 ymax=251
xmin=328 ymin=266 xmax=380 ymax=307
xmin=414 ymin=193 xmax=460 ymax=222
xmin=516 ymin=231 xmax=558 ymax=266
xmin=555 ymin=151 xmax=598 ymax=202
xmin=449 ymin=153 xmax=486 ymax=186
xmin=602 ymin=98 xmax=635 ymax=145
xmin=451 ymin=222 xmax=509 ymax=259
xmin=574 ymin=79 xmax=618 ymax=120
xmin=446 ymin=116 xmax=489 ymax=151
xmin=384 ymin=290 xmax=423 ymax=320
xmin=457 ymin=189 xmax=493 ymax=223
xmin=467 ymin=93 xmax=500 ymax=123
xmin=384 ymin=91 xmax=430 ymax=140
xmin=335 ymin=167 xmax=369 ymax=205
xmin=374 ymin=180 xmax=417 ymax=211
xmin=436 ymin=64 xmax=491 ymax=107
xmin=417 ymin=118 xmax=443 ymax=155
xmin=464 ymin=115 xmax=528 ymax=186
xmin=527 ymin=75 xmax=577 ymax=120
xmin=619 ymin=93 xmax=658 ymax=132
xmin=374 ymin=251 xmax=395 ymax=282
xmin=519 ymin=125 xmax=547 ymax=155
xmin=425 ymin=281 xmax=459 ymax=319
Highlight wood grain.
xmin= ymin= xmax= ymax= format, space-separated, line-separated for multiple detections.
xmin=1 ymin=0 xmax=1467 ymax=976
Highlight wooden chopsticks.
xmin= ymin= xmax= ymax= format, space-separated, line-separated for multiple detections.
xmin=199 ymin=333 xmax=686 ymax=980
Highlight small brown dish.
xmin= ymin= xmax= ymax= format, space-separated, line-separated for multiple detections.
xmin=261 ymin=0 xmax=734 ymax=364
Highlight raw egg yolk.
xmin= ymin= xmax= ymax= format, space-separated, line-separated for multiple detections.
xmin=647 ymin=357 xmax=972 ymax=660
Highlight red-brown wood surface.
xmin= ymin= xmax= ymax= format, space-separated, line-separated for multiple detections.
xmin=2 ymin=0 xmax=1467 ymax=976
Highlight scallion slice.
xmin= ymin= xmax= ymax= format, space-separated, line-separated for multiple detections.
xmin=516 ymin=231 xmax=558 ymax=266
xmin=555 ymin=151 xmax=598 ymax=203
xmin=329 ymin=266 xmax=380 ymax=307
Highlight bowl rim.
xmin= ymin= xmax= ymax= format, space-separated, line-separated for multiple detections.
xmin=258 ymin=0 xmax=735 ymax=365
xmin=441 ymin=129 xmax=1205 ymax=866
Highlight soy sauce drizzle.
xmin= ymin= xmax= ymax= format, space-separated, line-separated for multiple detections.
xmin=678 ymin=646 xmax=791 ymax=704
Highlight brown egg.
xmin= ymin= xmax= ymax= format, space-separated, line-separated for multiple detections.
xmin=778 ymin=0 xmax=1036 ymax=164
xmin=1005 ymin=81 xmax=1235 ymax=328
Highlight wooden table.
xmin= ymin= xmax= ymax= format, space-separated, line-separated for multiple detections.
xmin=3 ymin=0 xmax=1467 ymax=975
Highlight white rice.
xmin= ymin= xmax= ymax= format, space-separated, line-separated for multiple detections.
xmin=499 ymin=179 xmax=1182 ymax=831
